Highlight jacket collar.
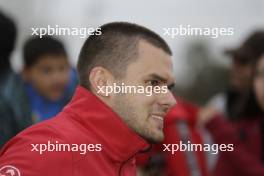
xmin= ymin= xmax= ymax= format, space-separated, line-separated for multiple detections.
xmin=63 ymin=86 xmax=150 ymax=162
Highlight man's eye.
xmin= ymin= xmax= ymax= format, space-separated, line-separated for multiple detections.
xmin=168 ymin=84 xmax=174 ymax=91
xmin=148 ymin=80 xmax=160 ymax=86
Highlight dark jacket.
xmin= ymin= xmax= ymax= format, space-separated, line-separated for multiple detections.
xmin=0 ymin=69 xmax=32 ymax=148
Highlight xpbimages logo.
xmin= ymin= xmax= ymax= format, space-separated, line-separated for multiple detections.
xmin=97 ymin=83 xmax=169 ymax=96
xmin=163 ymin=141 xmax=234 ymax=154
xmin=31 ymin=25 xmax=102 ymax=38
xmin=30 ymin=141 xmax=102 ymax=155
xmin=163 ymin=25 xmax=234 ymax=38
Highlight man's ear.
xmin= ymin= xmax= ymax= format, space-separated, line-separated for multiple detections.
xmin=89 ymin=67 xmax=114 ymax=97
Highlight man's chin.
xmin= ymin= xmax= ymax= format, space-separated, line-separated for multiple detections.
xmin=143 ymin=131 xmax=164 ymax=144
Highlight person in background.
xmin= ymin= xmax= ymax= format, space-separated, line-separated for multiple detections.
xmin=0 ymin=33 xmax=78 ymax=148
xmin=0 ymin=10 xmax=32 ymax=148
xmin=253 ymin=49 xmax=264 ymax=166
xmin=199 ymin=31 xmax=264 ymax=176
xmin=21 ymin=36 xmax=78 ymax=122
xmin=0 ymin=10 xmax=17 ymax=90
xmin=254 ymin=55 xmax=264 ymax=113
xmin=209 ymin=31 xmax=264 ymax=119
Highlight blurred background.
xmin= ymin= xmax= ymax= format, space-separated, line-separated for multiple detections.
xmin=0 ymin=0 xmax=264 ymax=104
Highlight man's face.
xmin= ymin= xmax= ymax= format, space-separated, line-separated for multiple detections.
xmin=254 ymin=55 xmax=264 ymax=110
xmin=111 ymin=40 xmax=176 ymax=143
xmin=23 ymin=55 xmax=70 ymax=101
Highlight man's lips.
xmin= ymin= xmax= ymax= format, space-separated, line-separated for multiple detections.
xmin=151 ymin=115 xmax=164 ymax=121
xmin=150 ymin=114 xmax=166 ymax=129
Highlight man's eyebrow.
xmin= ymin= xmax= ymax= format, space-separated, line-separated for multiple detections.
xmin=148 ymin=74 xmax=167 ymax=82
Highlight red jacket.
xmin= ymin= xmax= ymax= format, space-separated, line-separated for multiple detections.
xmin=162 ymin=99 xmax=208 ymax=176
xmin=206 ymin=115 xmax=264 ymax=176
xmin=0 ymin=86 xmax=149 ymax=176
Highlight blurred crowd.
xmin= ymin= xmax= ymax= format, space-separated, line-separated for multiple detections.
xmin=1 ymin=9 xmax=264 ymax=176
xmin=0 ymin=11 xmax=78 ymax=147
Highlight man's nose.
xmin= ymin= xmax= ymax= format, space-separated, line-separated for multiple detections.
xmin=158 ymin=90 xmax=177 ymax=110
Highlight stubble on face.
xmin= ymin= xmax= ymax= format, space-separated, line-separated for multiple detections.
xmin=112 ymin=93 xmax=165 ymax=143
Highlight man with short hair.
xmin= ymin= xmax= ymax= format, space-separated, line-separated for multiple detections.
xmin=0 ymin=22 xmax=176 ymax=176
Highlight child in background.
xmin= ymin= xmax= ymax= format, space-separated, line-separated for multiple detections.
xmin=22 ymin=36 xmax=78 ymax=122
